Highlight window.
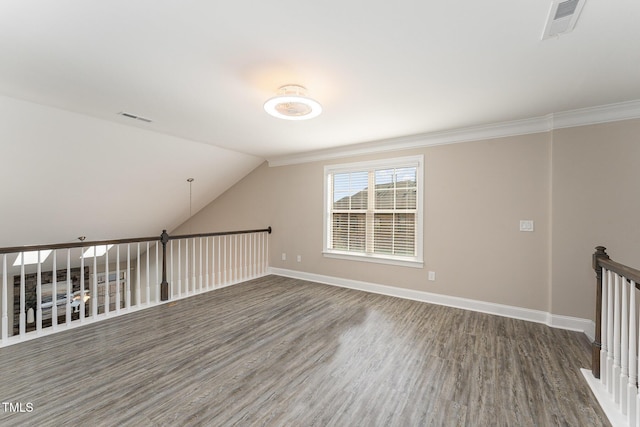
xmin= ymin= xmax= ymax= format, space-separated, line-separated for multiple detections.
xmin=323 ymin=155 xmax=423 ymax=267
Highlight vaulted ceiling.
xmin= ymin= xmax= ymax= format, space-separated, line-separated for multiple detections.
xmin=1 ymin=1 xmax=639 ymax=247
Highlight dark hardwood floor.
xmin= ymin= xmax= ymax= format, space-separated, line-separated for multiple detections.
xmin=0 ymin=275 xmax=609 ymax=426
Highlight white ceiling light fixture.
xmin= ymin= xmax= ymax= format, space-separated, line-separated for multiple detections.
xmin=264 ymin=85 xmax=322 ymax=121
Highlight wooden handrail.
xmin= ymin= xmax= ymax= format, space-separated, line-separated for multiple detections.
xmin=0 ymin=226 xmax=272 ymax=302
xmin=591 ymin=246 xmax=640 ymax=379
xmin=0 ymin=236 xmax=160 ymax=255
xmin=0 ymin=227 xmax=272 ymax=255
xmin=168 ymin=226 xmax=272 ymax=241
xmin=598 ymin=258 xmax=640 ymax=287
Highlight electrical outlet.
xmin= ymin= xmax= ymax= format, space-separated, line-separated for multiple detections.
xmin=281 ymin=253 xmax=287 ymax=261
xmin=519 ymin=220 xmax=534 ymax=232
xmin=428 ymin=271 xmax=436 ymax=281
xmin=297 ymin=255 xmax=301 ymax=262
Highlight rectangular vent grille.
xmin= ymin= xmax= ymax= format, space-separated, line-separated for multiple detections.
xmin=118 ymin=111 xmax=153 ymax=123
xmin=554 ymin=0 xmax=580 ymax=19
xmin=542 ymin=0 xmax=586 ymax=39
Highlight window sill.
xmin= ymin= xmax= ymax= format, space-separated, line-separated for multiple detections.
xmin=322 ymin=251 xmax=424 ymax=269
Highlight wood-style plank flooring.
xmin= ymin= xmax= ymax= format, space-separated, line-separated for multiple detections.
xmin=0 ymin=275 xmax=609 ymax=426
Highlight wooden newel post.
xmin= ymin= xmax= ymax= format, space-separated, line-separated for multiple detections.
xmin=160 ymin=230 xmax=170 ymax=301
xmin=592 ymin=246 xmax=609 ymax=378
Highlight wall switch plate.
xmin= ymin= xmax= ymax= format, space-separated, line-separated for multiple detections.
xmin=428 ymin=271 xmax=436 ymax=281
xmin=519 ymin=220 xmax=534 ymax=232
xmin=281 ymin=253 xmax=287 ymax=261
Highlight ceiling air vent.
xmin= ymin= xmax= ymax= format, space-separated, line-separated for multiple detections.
xmin=118 ymin=111 xmax=153 ymax=123
xmin=542 ymin=0 xmax=586 ymax=39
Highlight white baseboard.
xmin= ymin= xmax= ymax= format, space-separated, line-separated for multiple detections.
xmin=268 ymin=267 xmax=595 ymax=340
xmin=581 ymin=368 xmax=627 ymax=427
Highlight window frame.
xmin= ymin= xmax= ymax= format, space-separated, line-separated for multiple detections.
xmin=323 ymin=155 xmax=424 ymax=268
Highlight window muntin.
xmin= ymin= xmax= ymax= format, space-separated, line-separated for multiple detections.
xmin=324 ymin=156 xmax=423 ymax=266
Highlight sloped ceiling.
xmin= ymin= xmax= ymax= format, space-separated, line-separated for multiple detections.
xmin=0 ymin=1 xmax=639 ymax=246
xmin=0 ymin=95 xmax=263 ymax=246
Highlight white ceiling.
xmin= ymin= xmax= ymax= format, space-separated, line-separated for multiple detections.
xmin=1 ymin=1 xmax=639 ymax=246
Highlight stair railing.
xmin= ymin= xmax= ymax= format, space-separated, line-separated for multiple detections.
xmin=0 ymin=227 xmax=271 ymax=347
xmin=592 ymin=246 xmax=640 ymax=426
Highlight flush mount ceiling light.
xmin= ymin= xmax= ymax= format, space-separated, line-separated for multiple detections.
xmin=264 ymin=85 xmax=322 ymax=120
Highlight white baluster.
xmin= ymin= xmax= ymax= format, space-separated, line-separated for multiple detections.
xmin=256 ymin=233 xmax=260 ymax=276
xmin=191 ymin=237 xmax=198 ymax=294
xmin=608 ymin=270 xmax=615 ymax=394
xmin=170 ymin=241 xmax=174 ymax=299
xmin=126 ymin=244 xmax=131 ymax=309
xmin=136 ymin=243 xmax=141 ymax=306
xmin=19 ymin=257 xmax=25 ymax=336
xmin=80 ymin=253 xmax=85 ymax=322
xmin=246 ymin=234 xmax=250 ymax=279
xmin=258 ymin=233 xmax=261 ymax=275
xmin=251 ymin=233 xmax=260 ymax=277
xmin=184 ymin=239 xmax=189 ymax=296
xmin=211 ymin=237 xmax=215 ymax=287
xmin=259 ymin=232 xmax=263 ymax=275
xmin=205 ymin=237 xmax=209 ymax=290
xmin=155 ymin=241 xmax=159 ymax=303
xmin=52 ymin=251 xmax=57 ymax=330
xmin=105 ymin=249 xmax=110 ymax=316
xmin=210 ymin=237 xmax=215 ymax=288
xmin=628 ymin=279 xmax=637 ymax=426
xmin=92 ymin=252 xmax=98 ymax=318
xmin=245 ymin=234 xmax=249 ymax=279
xmin=614 ymin=273 xmax=622 ymax=403
xmin=224 ymin=236 xmax=227 ymax=285
xmin=258 ymin=233 xmax=262 ymax=275
xmin=621 ymin=276 xmax=630 ymax=414
xmin=211 ymin=236 xmax=216 ymax=288
xmin=601 ymin=268 xmax=609 ymax=388
xmin=238 ymin=234 xmax=242 ymax=281
xmin=260 ymin=232 xmax=264 ymax=275
xmin=146 ymin=241 xmax=150 ymax=305
xmin=253 ymin=234 xmax=257 ymax=276
xmin=116 ymin=245 xmax=121 ymax=313
xmin=256 ymin=232 xmax=260 ymax=277
xmin=246 ymin=235 xmax=250 ymax=279
xmin=239 ymin=235 xmax=243 ymax=280
xmin=36 ymin=251 xmax=42 ymax=332
xmin=2 ymin=254 xmax=8 ymax=344
xmin=199 ymin=237 xmax=203 ymax=292
xmin=247 ymin=233 xmax=255 ymax=279
xmin=254 ymin=233 xmax=258 ymax=276
xmin=235 ymin=234 xmax=239 ymax=282
xmin=65 ymin=250 xmax=71 ymax=325
xmin=243 ymin=234 xmax=247 ymax=280
xmin=228 ymin=236 xmax=232 ymax=283
xmin=217 ymin=236 xmax=221 ymax=286
xmin=264 ymin=232 xmax=268 ymax=274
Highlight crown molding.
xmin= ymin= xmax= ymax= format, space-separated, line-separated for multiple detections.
xmin=268 ymin=99 xmax=640 ymax=167
xmin=551 ymin=99 xmax=640 ymax=129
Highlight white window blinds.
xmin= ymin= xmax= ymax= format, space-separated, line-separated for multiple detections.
xmin=324 ymin=156 xmax=423 ymax=266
